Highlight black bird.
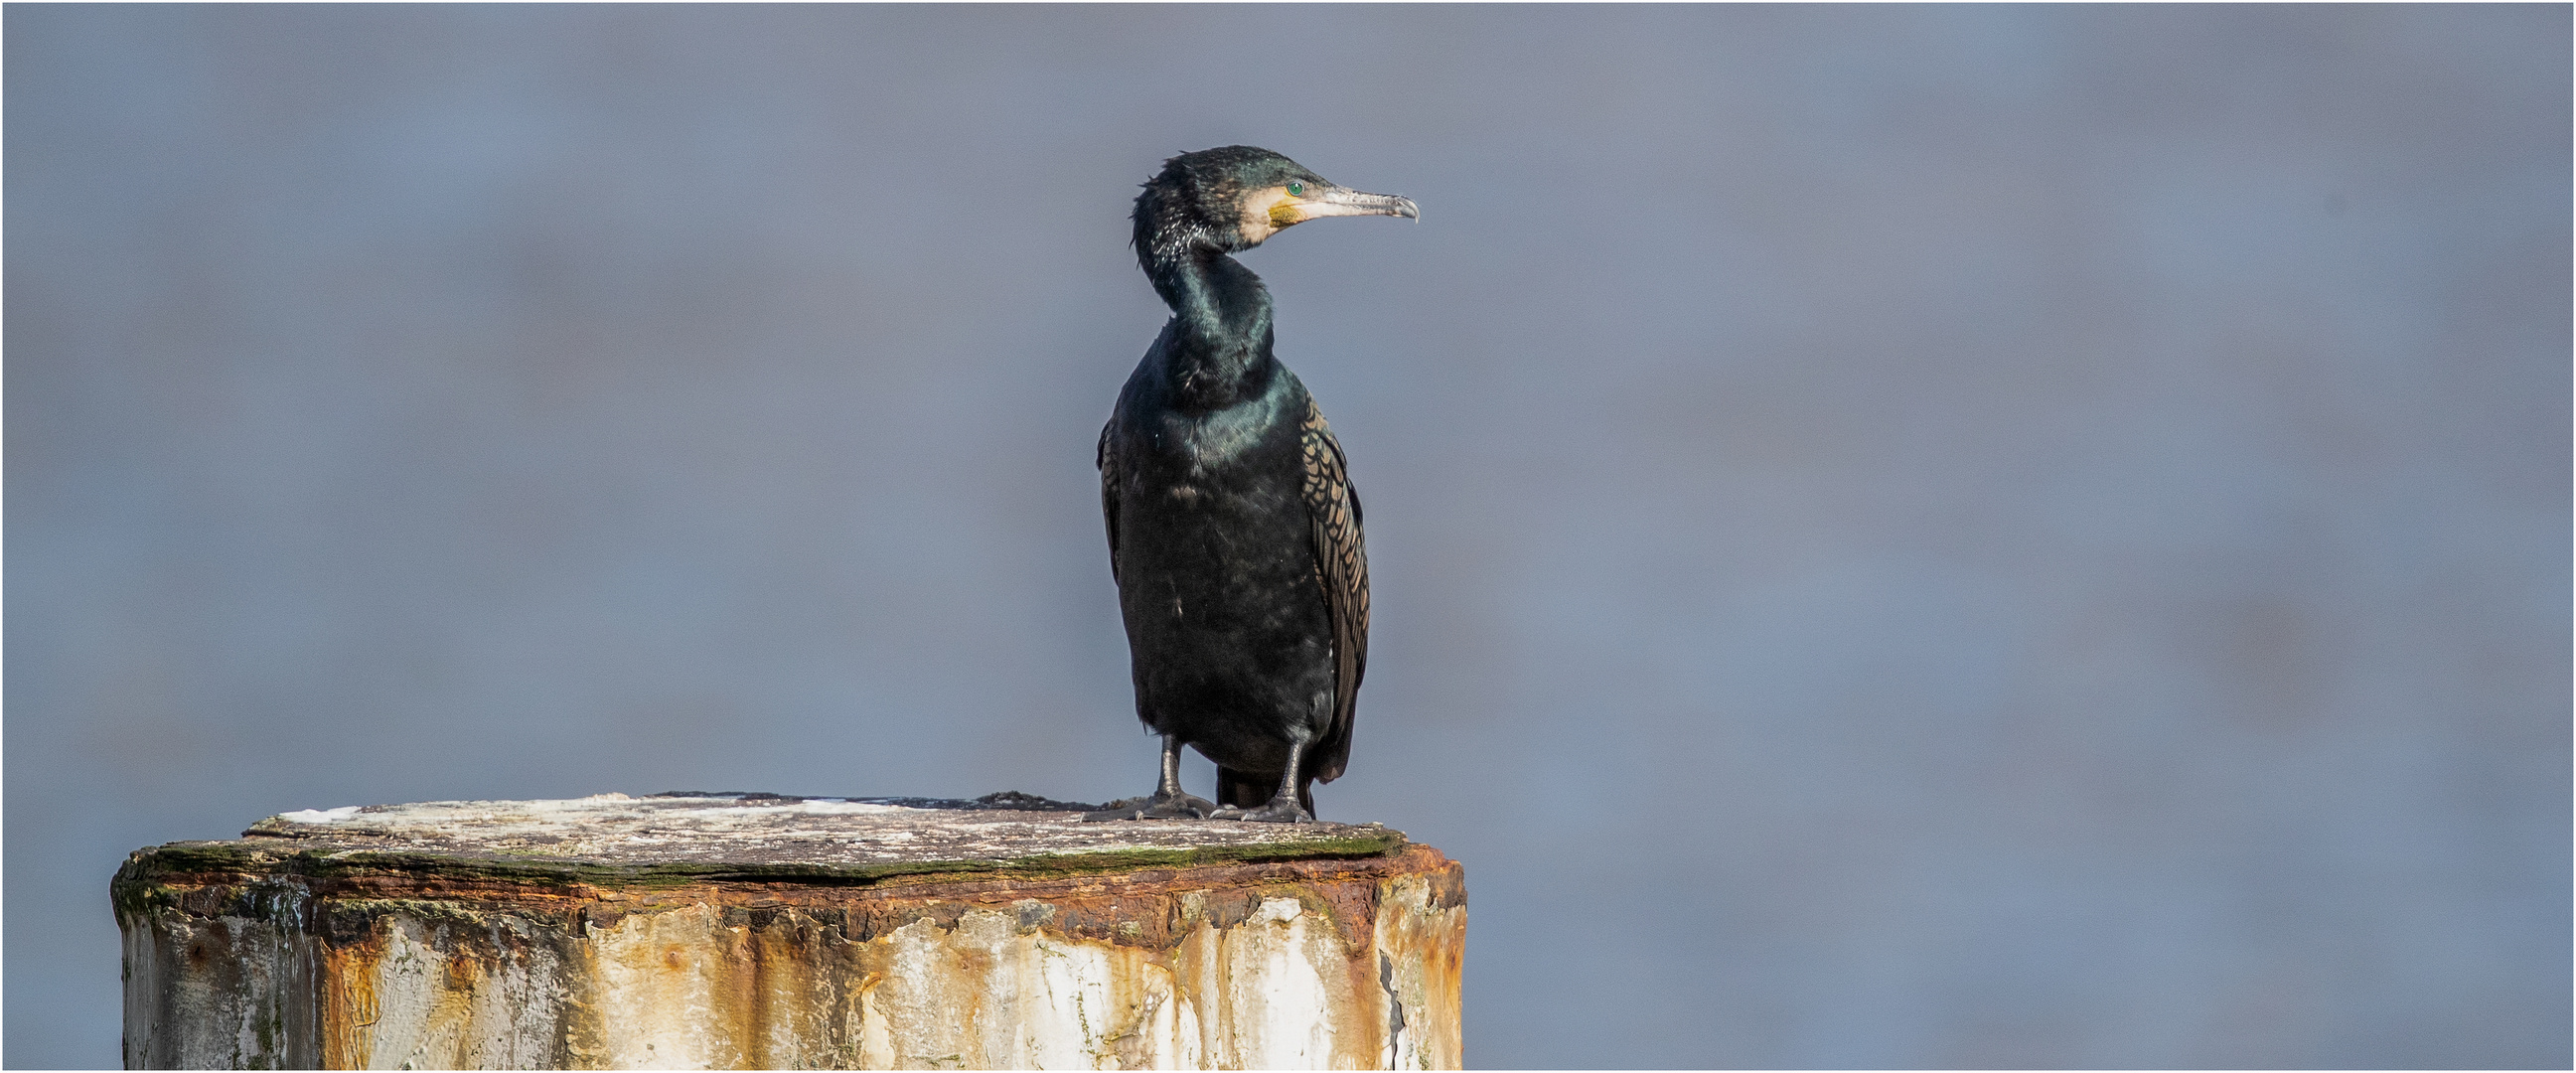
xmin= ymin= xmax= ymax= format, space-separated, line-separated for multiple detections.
xmin=1088 ymin=147 xmax=1415 ymax=824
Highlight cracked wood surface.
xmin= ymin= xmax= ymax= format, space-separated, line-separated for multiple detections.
xmin=214 ymin=791 xmax=1405 ymax=878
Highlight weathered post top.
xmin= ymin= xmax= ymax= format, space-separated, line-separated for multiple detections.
xmin=115 ymin=792 xmax=1465 ymax=1070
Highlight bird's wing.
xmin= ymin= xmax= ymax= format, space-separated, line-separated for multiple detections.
xmin=1098 ymin=419 xmax=1122 ymax=584
xmin=1299 ymin=396 xmax=1369 ymax=782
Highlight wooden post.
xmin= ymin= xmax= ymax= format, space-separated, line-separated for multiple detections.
xmin=113 ymin=792 xmax=1464 ymax=1070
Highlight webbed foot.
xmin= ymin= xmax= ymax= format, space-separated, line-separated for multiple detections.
xmin=1082 ymin=790 xmax=1221 ymax=822
xmin=1213 ymin=799 xmax=1313 ymax=824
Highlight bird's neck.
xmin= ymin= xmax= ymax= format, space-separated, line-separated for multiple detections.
xmin=1148 ymin=248 xmax=1276 ymax=408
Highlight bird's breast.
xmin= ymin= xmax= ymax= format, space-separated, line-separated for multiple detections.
xmin=1159 ymin=391 xmax=1284 ymax=473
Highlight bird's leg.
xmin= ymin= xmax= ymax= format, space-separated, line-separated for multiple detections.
xmin=1082 ymin=735 xmax=1220 ymax=821
xmin=1148 ymin=734 xmax=1217 ymax=813
xmin=1221 ymin=742 xmax=1315 ymax=824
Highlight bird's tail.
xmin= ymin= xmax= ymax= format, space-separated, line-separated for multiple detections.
xmin=1216 ymin=766 xmax=1317 ymax=815
xmin=1215 ymin=767 xmax=1268 ymax=810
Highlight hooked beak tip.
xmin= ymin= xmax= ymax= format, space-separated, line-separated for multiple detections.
xmin=1302 ymin=186 xmax=1420 ymax=224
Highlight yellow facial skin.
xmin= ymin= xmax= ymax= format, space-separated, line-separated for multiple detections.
xmin=1239 ymin=185 xmax=1301 ymax=245
xmin=1236 ymin=181 xmax=1417 ymax=246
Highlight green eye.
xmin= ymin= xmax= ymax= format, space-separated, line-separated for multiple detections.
xmin=1287 ymin=181 xmax=1305 ymax=197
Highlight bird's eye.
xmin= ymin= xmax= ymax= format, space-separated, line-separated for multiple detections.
xmin=1287 ymin=181 xmax=1305 ymax=197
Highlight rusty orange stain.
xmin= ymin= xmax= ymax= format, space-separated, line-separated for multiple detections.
xmin=125 ymin=843 xmax=1464 ymax=1068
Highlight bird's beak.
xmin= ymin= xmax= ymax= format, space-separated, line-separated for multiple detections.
xmin=1279 ymin=185 xmax=1421 ymax=226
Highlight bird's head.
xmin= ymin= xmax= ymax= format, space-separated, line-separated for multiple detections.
xmin=1133 ymin=146 xmax=1418 ymax=267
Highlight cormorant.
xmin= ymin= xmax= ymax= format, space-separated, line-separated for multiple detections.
xmin=1087 ymin=146 xmax=1416 ymax=824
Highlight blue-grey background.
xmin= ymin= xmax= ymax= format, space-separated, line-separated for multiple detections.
xmin=8 ymin=5 xmax=2567 ymax=1068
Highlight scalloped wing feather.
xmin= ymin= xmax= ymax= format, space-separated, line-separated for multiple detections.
xmin=1300 ymin=396 xmax=1370 ymax=782
xmin=1098 ymin=419 xmax=1122 ymax=585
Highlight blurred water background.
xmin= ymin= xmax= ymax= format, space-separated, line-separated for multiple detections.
xmin=7 ymin=5 xmax=2567 ymax=1068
